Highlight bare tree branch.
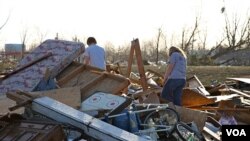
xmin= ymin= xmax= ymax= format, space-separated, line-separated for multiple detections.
xmin=0 ymin=12 xmax=11 ymax=31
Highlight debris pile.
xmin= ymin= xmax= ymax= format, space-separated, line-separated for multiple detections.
xmin=0 ymin=39 xmax=249 ymax=141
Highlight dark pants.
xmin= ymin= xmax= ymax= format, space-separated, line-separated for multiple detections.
xmin=161 ymin=79 xmax=186 ymax=106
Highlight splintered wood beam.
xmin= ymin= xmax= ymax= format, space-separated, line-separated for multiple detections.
xmin=6 ymin=91 xmax=35 ymax=111
xmin=6 ymin=92 xmax=31 ymax=104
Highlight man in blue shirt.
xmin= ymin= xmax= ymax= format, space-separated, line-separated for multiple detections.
xmin=83 ymin=37 xmax=106 ymax=70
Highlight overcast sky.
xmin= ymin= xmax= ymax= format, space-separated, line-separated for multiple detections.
xmin=0 ymin=0 xmax=249 ymax=49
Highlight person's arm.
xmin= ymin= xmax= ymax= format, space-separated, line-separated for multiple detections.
xmin=83 ymin=49 xmax=90 ymax=65
xmin=163 ymin=63 xmax=174 ymax=83
xmin=164 ymin=53 xmax=177 ymax=83
xmin=84 ymin=56 xmax=90 ymax=65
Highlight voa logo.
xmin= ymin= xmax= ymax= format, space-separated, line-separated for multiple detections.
xmin=226 ymin=129 xmax=246 ymax=136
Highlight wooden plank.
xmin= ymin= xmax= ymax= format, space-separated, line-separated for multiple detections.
xmin=133 ymin=39 xmax=148 ymax=91
xmin=80 ymin=73 xmax=130 ymax=101
xmin=6 ymin=92 xmax=31 ymax=104
xmin=229 ymin=88 xmax=250 ymax=98
xmin=56 ymin=61 xmax=82 ymax=80
xmin=111 ymin=80 xmax=130 ymax=94
xmin=31 ymin=87 xmax=81 ymax=109
xmin=57 ymin=64 xmax=105 ymax=87
xmin=57 ymin=65 xmax=85 ymax=85
xmin=80 ymin=73 xmax=107 ymax=100
xmin=56 ymin=64 xmax=130 ymax=102
xmin=126 ymin=41 xmax=135 ymax=77
xmin=0 ymin=95 xmax=24 ymax=114
xmin=8 ymin=99 xmax=32 ymax=111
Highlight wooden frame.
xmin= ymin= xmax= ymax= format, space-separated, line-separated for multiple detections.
xmin=57 ymin=64 xmax=130 ymax=101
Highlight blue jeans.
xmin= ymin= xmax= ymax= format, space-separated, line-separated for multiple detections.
xmin=161 ymin=79 xmax=186 ymax=106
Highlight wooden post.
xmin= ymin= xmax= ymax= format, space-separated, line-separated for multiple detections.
xmin=126 ymin=42 xmax=135 ymax=77
xmin=127 ymin=39 xmax=148 ymax=91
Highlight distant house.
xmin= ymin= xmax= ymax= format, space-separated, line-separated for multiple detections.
xmin=5 ymin=44 xmax=24 ymax=54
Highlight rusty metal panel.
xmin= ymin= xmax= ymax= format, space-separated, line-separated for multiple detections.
xmin=182 ymin=88 xmax=216 ymax=107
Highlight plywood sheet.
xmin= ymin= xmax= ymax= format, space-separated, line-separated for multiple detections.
xmin=80 ymin=73 xmax=130 ymax=101
xmin=57 ymin=65 xmax=104 ymax=87
xmin=56 ymin=61 xmax=82 ymax=80
xmin=31 ymin=87 xmax=81 ymax=109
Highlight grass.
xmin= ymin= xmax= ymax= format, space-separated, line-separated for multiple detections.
xmin=122 ymin=65 xmax=250 ymax=86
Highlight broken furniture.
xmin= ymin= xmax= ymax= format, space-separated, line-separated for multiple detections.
xmin=57 ymin=64 xmax=130 ymax=101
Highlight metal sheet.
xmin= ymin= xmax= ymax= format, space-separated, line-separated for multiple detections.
xmin=227 ymin=77 xmax=250 ymax=84
xmin=31 ymin=97 xmax=149 ymax=141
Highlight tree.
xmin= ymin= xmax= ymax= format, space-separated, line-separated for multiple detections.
xmin=20 ymin=26 xmax=29 ymax=58
xmin=0 ymin=13 xmax=10 ymax=31
xmin=155 ymin=28 xmax=162 ymax=64
xmin=209 ymin=9 xmax=250 ymax=59
xmin=180 ymin=17 xmax=199 ymax=54
xmin=104 ymin=42 xmax=115 ymax=63
xmin=224 ymin=12 xmax=250 ymax=50
xmin=142 ymin=40 xmax=154 ymax=61
xmin=35 ymin=27 xmax=48 ymax=44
